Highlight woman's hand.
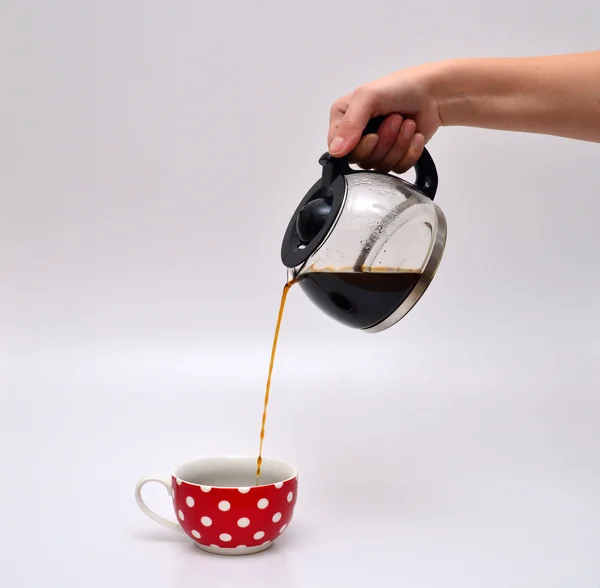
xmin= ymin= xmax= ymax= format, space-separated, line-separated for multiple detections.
xmin=329 ymin=51 xmax=600 ymax=164
xmin=327 ymin=63 xmax=444 ymax=173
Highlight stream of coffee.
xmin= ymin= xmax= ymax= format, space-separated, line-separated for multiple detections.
xmin=255 ymin=281 xmax=293 ymax=484
xmin=255 ymin=267 xmax=421 ymax=484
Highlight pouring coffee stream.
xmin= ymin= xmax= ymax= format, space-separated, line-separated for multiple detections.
xmin=255 ymin=116 xmax=447 ymax=483
xmin=255 ymin=281 xmax=292 ymax=484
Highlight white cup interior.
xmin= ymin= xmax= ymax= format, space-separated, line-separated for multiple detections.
xmin=173 ymin=456 xmax=297 ymax=488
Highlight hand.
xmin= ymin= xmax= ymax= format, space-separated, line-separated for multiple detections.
xmin=327 ymin=64 xmax=443 ymax=173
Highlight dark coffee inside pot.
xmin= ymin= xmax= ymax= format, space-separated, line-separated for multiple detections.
xmin=297 ymin=268 xmax=421 ymax=330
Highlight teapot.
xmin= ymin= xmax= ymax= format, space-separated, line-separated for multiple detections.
xmin=280 ymin=116 xmax=446 ymax=333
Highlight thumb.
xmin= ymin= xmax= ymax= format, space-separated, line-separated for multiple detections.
xmin=328 ymin=96 xmax=375 ymax=157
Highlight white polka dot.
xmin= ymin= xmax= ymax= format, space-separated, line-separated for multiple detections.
xmin=253 ymin=531 xmax=265 ymax=540
xmin=272 ymin=512 xmax=282 ymax=523
xmin=191 ymin=530 xmax=201 ymax=539
xmin=200 ymin=485 xmax=211 ymax=493
xmin=201 ymin=516 xmax=212 ymax=527
xmin=178 ymin=510 xmax=185 ymax=520
xmin=237 ymin=517 xmax=250 ymax=528
xmin=218 ymin=500 xmax=231 ymax=512
xmin=176 ymin=478 xmax=182 ymax=485
xmin=210 ymin=544 xmax=219 ymax=548
xmin=279 ymin=524 xmax=287 ymax=533
xmin=186 ymin=496 xmax=195 ymax=508
xmin=261 ymin=540 xmax=271 ymax=547
xmin=219 ymin=533 xmax=232 ymax=542
xmin=236 ymin=545 xmax=247 ymax=549
xmin=257 ymin=498 xmax=269 ymax=509
xmin=287 ymin=491 xmax=294 ymax=502
xmin=274 ymin=482 xmax=283 ymax=489
xmin=238 ymin=487 xmax=250 ymax=494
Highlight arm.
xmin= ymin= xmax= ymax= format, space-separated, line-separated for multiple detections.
xmin=436 ymin=52 xmax=600 ymax=142
xmin=328 ymin=51 xmax=600 ymax=173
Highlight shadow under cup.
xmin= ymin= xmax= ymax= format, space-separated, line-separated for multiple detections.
xmin=136 ymin=456 xmax=299 ymax=556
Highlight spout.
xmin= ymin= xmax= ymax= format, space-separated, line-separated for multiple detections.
xmin=287 ymin=259 xmax=310 ymax=284
xmin=287 ymin=267 xmax=298 ymax=284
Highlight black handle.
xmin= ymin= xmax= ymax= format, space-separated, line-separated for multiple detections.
xmin=363 ymin=115 xmax=386 ymax=136
xmin=343 ymin=115 xmax=438 ymax=200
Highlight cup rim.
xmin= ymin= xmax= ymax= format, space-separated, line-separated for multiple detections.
xmin=171 ymin=455 xmax=298 ymax=490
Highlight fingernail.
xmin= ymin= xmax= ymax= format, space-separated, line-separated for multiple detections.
xmin=390 ymin=116 xmax=402 ymax=133
xmin=329 ymin=136 xmax=345 ymax=154
xmin=402 ymin=121 xmax=416 ymax=138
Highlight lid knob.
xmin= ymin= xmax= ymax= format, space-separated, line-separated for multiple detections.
xmin=296 ymin=196 xmax=332 ymax=244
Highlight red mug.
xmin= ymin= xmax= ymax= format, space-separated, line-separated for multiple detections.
xmin=135 ymin=456 xmax=298 ymax=555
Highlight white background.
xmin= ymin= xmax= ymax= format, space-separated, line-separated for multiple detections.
xmin=1 ymin=1 xmax=600 ymax=586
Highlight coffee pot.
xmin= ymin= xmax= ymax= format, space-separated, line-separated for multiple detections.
xmin=281 ymin=116 xmax=447 ymax=333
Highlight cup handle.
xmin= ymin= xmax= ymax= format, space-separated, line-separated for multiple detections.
xmin=135 ymin=475 xmax=183 ymax=532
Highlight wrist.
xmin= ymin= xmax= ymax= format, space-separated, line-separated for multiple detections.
xmin=427 ymin=57 xmax=538 ymax=130
xmin=413 ymin=51 xmax=600 ymax=142
xmin=427 ymin=58 xmax=481 ymax=128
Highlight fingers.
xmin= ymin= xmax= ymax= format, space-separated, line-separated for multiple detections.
xmin=347 ymin=117 xmax=422 ymax=173
xmin=393 ymin=133 xmax=425 ymax=174
xmin=327 ymin=88 xmax=426 ymax=173
xmin=372 ymin=118 xmax=415 ymax=173
xmin=358 ymin=114 xmax=404 ymax=170
xmin=328 ymin=87 xmax=377 ymax=157
xmin=327 ymin=95 xmax=350 ymax=147
xmin=347 ymin=134 xmax=379 ymax=165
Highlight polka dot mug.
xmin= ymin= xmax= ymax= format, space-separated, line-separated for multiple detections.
xmin=135 ymin=455 xmax=298 ymax=555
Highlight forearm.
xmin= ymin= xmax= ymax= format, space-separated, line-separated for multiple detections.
xmin=432 ymin=52 xmax=600 ymax=142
